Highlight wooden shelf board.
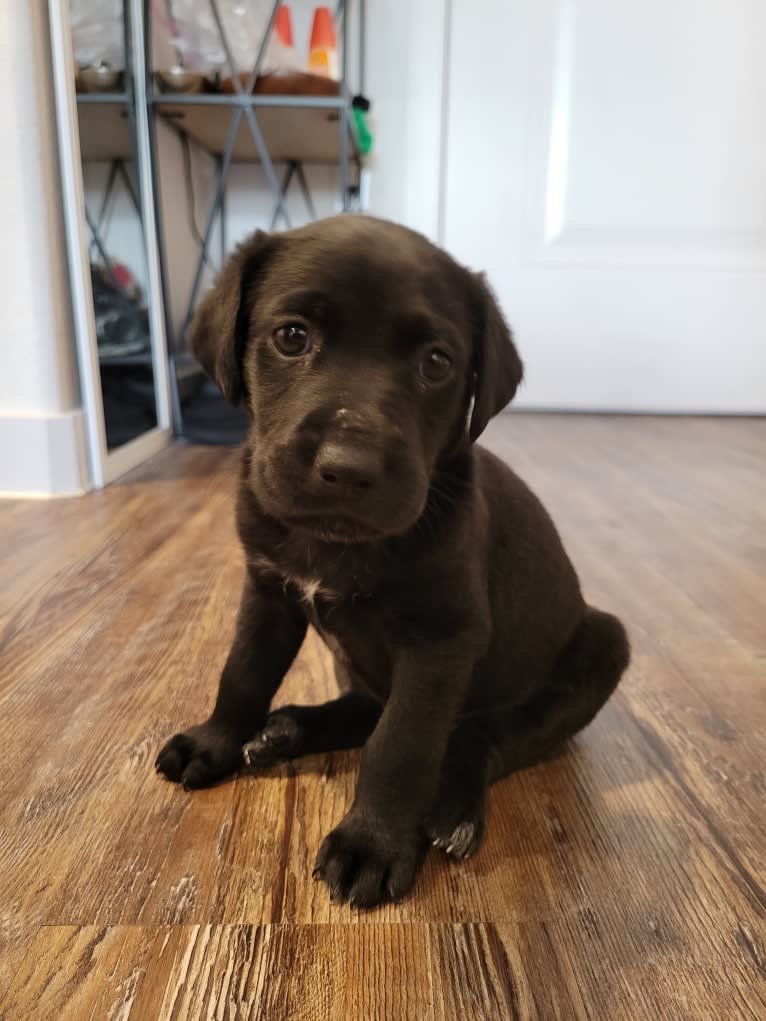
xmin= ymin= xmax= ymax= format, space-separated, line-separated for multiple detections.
xmin=77 ymin=103 xmax=133 ymax=162
xmin=77 ymin=99 xmax=358 ymax=166
xmin=158 ymin=103 xmax=354 ymax=164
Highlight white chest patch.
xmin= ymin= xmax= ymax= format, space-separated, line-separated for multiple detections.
xmin=248 ymin=555 xmax=334 ymax=605
xmin=288 ymin=573 xmax=338 ymax=606
xmin=298 ymin=578 xmax=323 ymax=604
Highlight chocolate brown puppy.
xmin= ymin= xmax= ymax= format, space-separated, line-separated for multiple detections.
xmin=156 ymin=215 xmax=630 ymax=909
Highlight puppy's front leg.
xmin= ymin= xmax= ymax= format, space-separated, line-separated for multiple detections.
xmin=314 ymin=641 xmax=477 ymax=908
xmin=156 ymin=570 xmax=306 ymax=788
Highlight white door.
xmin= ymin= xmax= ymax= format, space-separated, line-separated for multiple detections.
xmin=443 ymin=0 xmax=766 ymax=412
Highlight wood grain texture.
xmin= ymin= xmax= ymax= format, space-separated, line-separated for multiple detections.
xmin=0 ymin=416 xmax=764 ymax=1018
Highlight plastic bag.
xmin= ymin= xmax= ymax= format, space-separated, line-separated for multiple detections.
xmin=155 ymin=0 xmax=272 ymax=75
xmin=71 ymin=0 xmax=125 ymax=69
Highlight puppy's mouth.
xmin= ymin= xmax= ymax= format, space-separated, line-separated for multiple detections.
xmin=253 ymin=461 xmax=428 ymax=543
xmin=286 ymin=514 xmax=385 ymax=544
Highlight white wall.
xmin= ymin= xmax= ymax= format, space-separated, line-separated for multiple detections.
xmin=0 ymin=0 xmax=88 ymax=495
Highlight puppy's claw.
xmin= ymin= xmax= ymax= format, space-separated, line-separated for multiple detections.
xmin=386 ymin=880 xmax=403 ymax=903
xmin=446 ymin=821 xmax=478 ymax=859
xmin=429 ymin=817 xmax=482 ymax=859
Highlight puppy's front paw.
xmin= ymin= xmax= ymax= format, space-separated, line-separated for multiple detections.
xmin=313 ymin=813 xmax=424 ymax=909
xmin=242 ymin=707 xmax=304 ymax=768
xmin=155 ymin=722 xmax=242 ymax=789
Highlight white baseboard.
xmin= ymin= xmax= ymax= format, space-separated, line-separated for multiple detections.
xmin=0 ymin=408 xmax=90 ymax=497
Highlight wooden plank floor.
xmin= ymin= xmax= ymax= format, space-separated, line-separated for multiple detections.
xmin=0 ymin=415 xmax=764 ymax=1020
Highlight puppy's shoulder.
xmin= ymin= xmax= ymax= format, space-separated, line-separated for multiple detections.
xmin=473 ymin=443 xmax=525 ymax=494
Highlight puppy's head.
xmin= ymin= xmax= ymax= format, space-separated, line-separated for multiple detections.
xmin=191 ymin=216 xmax=522 ymax=542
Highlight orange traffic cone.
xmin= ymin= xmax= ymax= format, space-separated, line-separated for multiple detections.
xmin=274 ymin=5 xmax=294 ymax=49
xmin=308 ymin=6 xmax=338 ymax=79
xmin=266 ymin=4 xmax=298 ymax=72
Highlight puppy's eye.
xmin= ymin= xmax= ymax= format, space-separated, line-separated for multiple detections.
xmin=273 ymin=323 xmax=312 ymax=357
xmin=420 ymin=347 xmax=453 ymax=383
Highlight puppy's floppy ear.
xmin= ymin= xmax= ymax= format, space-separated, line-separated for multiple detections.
xmin=189 ymin=229 xmax=275 ymax=404
xmin=468 ymin=272 xmax=524 ymax=441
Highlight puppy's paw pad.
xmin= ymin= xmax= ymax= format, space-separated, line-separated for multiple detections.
xmin=155 ymin=733 xmax=193 ymax=782
xmin=155 ymin=723 xmax=241 ymax=788
xmin=313 ymin=817 xmax=421 ymax=909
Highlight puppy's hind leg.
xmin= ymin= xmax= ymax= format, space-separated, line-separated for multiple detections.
xmin=427 ymin=608 xmax=629 ymax=857
xmin=491 ymin=606 xmax=630 ymax=780
xmin=242 ymin=693 xmax=382 ymax=769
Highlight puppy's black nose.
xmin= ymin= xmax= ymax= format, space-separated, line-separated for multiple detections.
xmin=314 ymin=442 xmax=381 ymax=492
